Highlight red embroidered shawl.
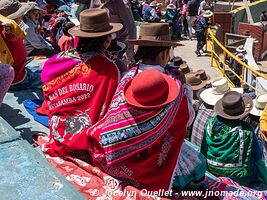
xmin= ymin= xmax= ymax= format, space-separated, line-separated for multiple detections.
xmin=42 ymin=53 xmax=120 ymax=156
xmin=90 ymin=67 xmax=190 ymax=191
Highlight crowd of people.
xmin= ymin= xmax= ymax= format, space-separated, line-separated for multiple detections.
xmin=130 ymin=0 xmax=213 ymax=42
xmin=1 ymin=0 xmax=267 ymax=198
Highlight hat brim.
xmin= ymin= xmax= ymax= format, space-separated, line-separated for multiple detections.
xmin=200 ymin=87 xmax=244 ymax=106
xmin=203 ymin=13 xmax=213 ymax=18
xmin=35 ymin=101 xmax=49 ymax=116
xmin=167 ymin=6 xmax=176 ymax=10
xmin=190 ymin=81 xmax=207 ymax=91
xmin=68 ymin=23 xmax=123 ymax=38
xmin=236 ymin=49 xmax=246 ymax=53
xmin=250 ymin=99 xmax=264 ymax=116
xmin=7 ymin=3 xmax=31 ymax=19
xmin=124 ymin=73 xmax=179 ymax=109
xmin=127 ymin=39 xmax=182 ymax=47
xmin=214 ymin=94 xmax=253 ymax=120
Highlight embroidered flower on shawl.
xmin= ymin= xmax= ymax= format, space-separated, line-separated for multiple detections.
xmin=66 ymin=174 xmax=91 ymax=187
xmin=157 ymin=132 xmax=174 ymax=166
xmin=103 ymin=176 xmax=121 ymax=191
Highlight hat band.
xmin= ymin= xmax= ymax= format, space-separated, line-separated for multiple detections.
xmin=200 ymin=74 xmax=207 ymax=80
xmin=139 ymin=34 xmax=171 ymax=41
xmin=212 ymin=86 xmax=230 ymax=95
xmin=256 ymin=102 xmax=266 ymax=110
xmin=224 ymin=101 xmax=244 ymax=116
xmin=190 ymin=80 xmax=202 ymax=86
xmin=181 ymin=68 xmax=189 ymax=72
xmin=80 ymin=21 xmax=113 ymax=33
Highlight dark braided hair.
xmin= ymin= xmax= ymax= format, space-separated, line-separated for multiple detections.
xmin=76 ymin=36 xmax=108 ymax=53
xmin=134 ymin=46 xmax=171 ymax=63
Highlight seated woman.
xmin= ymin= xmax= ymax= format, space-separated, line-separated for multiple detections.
xmin=22 ymin=2 xmax=58 ymax=57
xmin=0 ymin=5 xmax=43 ymax=91
xmin=201 ymin=91 xmax=267 ymax=186
xmin=40 ymin=9 xmax=123 ymax=156
xmin=89 ymin=23 xmax=206 ymax=192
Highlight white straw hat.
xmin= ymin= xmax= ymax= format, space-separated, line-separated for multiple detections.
xmin=203 ymin=10 xmax=213 ymax=18
xmin=200 ymin=77 xmax=243 ymax=106
xmin=250 ymin=94 xmax=267 ymax=116
xmin=236 ymin=45 xmax=246 ymax=54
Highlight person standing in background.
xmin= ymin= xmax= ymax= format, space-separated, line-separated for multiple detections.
xmin=198 ymin=0 xmax=210 ymax=15
xmin=186 ymin=0 xmax=199 ymax=40
xmin=75 ymin=0 xmax=92 ymax=20
xmin=195 ymin=10 xmax=213 ymax=56
xmin=181 ymin=0 xmax=189 ymax=38
xmin=91 ymin=0 xmax=137 ymax=61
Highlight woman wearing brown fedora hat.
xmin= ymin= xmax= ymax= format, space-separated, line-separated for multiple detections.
xmin=40 ymin=9 xmax=124 ymax=156
xmin=201 ymin=91 xmax=267 ymax=186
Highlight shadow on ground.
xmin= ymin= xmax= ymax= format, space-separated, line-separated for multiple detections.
xmin=1 ymin=89 xmax=49 ymax=144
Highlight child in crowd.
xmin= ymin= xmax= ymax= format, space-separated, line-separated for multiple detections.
xmin=58 ymin=22 xmax=75 ymax=51
xmin=23 ymin=2 xmax=58 ymax=57
xmin=48 ymin=5 xmax=72 ymax=48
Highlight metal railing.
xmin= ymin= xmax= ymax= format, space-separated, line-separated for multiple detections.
xmin=207 ymin=28 xmax=267 ymax=92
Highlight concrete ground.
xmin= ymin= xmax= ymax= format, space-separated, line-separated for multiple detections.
xmin=173 ymin=39 xmax=221 ymax=80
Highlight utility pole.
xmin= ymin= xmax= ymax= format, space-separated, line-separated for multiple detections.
xmin=243 ymin=0 xmax=254 ymax=24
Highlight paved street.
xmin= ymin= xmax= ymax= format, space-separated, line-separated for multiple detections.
xmin=174 ymin=39 xmax=221 ymax=79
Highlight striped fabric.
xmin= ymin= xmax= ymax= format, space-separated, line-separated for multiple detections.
xmin=91 ymin=66 xmax=191 ymax=191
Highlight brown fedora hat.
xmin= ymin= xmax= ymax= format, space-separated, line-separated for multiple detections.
xmin=128 ymin=23 xmax=182 ymax=47
xmin=196 ymin=69 xmax=210 ymax=81
xmin=214 ymin=91 xmax=253 ymax=120
xmin=186 ymin=72 xmax=207 ymax=90
xmin=68 ymin=8 xmax=123 ymax=38
xmin=170 ymin=56 xmax=183 ymax=67
xmin=180 ymin=63 xmax=191 ymax=74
